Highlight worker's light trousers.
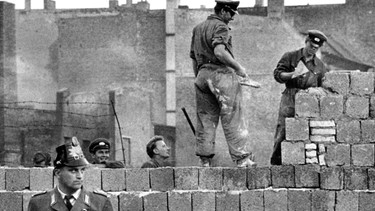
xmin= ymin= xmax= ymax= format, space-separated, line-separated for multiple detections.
xmin=194 ymin=66 xmax=251 ymax=162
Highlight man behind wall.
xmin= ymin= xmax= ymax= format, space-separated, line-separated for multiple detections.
xmin=28 ymin=137 xmax=113 ymax=211
xmin=141 ymin=135 xmax=171 ymax=168
xmin=189 ymin=0 xmax=260 ymax=167
xmin=89 ymin=137 xmax=125 ymax=168
xmin=270 ymin=30 xmax=329 ymax=165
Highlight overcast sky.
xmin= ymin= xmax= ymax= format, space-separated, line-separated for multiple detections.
xmin=8 ymin=0 xmax=345 ymax=10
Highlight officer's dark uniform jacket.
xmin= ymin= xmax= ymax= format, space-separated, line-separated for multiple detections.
xmin=28 ymin=187 xmax=113 ymax=211
xmin=271 ymin=48 xmax=328 ymax=165
xmin=92 ymin=160 xmax=125 ymax=168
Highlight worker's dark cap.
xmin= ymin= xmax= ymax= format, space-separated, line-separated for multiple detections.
xmin=215 ymin=0 xmax=240 ymax=15
xmin=307 ymin=30 xmax=328 ymax=47
xmin=54 ymin=137 xmax=89 ymax=168
xmin=89 ymin=138 xmax=110 ymax=154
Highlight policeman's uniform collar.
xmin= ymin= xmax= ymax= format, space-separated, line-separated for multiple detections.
xmin=56 ymin=185 xmax=81 ymax=201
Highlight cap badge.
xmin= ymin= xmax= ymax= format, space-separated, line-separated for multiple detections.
xmin=72 ymin=137 xmax=79 ymax=146
xmin=314 ymin=37 xmax=320 ymax=42
xmin=99 ymin=142 xmax=105 ymax=146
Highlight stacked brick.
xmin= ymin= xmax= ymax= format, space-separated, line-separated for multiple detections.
xmin=2 ymin=166 xmax=375 ymax=210
xmin=282 ymin=71 xmax=375 ymax=167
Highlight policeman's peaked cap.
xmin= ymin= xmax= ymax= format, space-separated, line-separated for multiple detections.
xmin=307 ymin=29 xmax=328 ymax=47
xmin=89 ymin=138 xmax=110 ymax=154
xmin=215 ymin=0 xmax=240 ymax=15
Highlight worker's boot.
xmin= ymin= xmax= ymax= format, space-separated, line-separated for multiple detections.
xmin=237 ymin=156 xmax=257 ymax=168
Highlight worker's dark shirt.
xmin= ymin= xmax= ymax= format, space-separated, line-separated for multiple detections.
xmin=274 ymin=48 xmax=328 ymax=89
xmin=190 ymin=14 xmax=234 ymax=69
xmin=141 ymin=158 xmax=171 ymax=168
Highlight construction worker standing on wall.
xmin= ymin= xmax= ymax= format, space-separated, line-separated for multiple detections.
xmin=190 ymin=0 xmax=261 ymax=167
xmin=270 ymin=30 xmax=328 ymax=165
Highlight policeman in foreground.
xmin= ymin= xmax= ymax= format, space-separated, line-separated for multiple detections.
xmin=28 ymin=137 xmax=113 ymax=211
xmin=89 ymin=137 xmax=125 ymax=168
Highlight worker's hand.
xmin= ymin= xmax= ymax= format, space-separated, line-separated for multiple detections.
xmin=292 ymin=64 xmax=309 ymax=79
xmin=238 ymin=74 xmax=261 ymax=88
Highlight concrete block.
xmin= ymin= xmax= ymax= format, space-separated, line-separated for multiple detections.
xmin=223 ymin=167 xmax=247 ymax=191
xmin=310 ymin=120 xmax=335 ymax=127
xmin=310 ymin=135 xmax=335 ymax=143
xmin=143 ymin=192 xmax=168 ymax=211
xmin=337 ymin=120 xmax=360 ymax=144
xmin=256 ymin=167 xmax=271 ymax=189
xmin=311 ymin=190 xmax=335 ymax=211
xmin=369 ymin=168 xmax=375 ymax=190
xmin=281 ymin=141 xmax=305 ymax=164
xmin=352 ymin=144 xmax=375 ymax=166
xmin=150 ymin=167 xmax=174 ymax=191
xmin=344 ymin=167 xmax=368 ymax=190
xmin=264 ymin=189 xmax=287 ymax=211
xmin=0 ymin=192 xmax=23 ymax=210
xmin=248 ymin=167 xmax=271 ymax=189
xmin=320 ymin=166 xmax=343 ymax=190
xmin=336 ymin=191 xmax=359 ymax=211
xmin=0 ymin=168 xmax=5 ymax=190
xmin=271 ymin=165 xmax=295 ymax=188
xmin=306 ymin=157 xmax=319 ymax=164
xmin=192 ymin=191 xmax=215 ymax=211
xmin=285 ymin=118 xmax=309 ymax=141
xmin=240 ymin=190 xmax=263 ymax=211
xmin=198 ymin=167 xmax=222 ymax=190
xmin=320 ymin=94 xmax=344 ymax=119
xmin=319 ymin=154 xmax=326 ymax=166
xmin=306 ymin=150 xmax=317 ymax=158
xmin=318 ymin=144 xmax=326 ymax=154
xmin=82 ymin=167 xmax=101 ymax=191
xmin=370 ymin=95 xmax=375 ymax=118
xmin=325 ymin=144 xmax=351 ymax=167
xmin=359 ymin=192 xmax=375 ymax=211
xmin=305 ymin=143 xmax=317 ymax=150
xmin=108 ymin=192 xmax=119 ymax=211
xmin=345 ymin=96 xmax=369 ymax=118
xmin=216 ymin=191 xmax=240 ymax=211
xmin=322 ymin=72 xmax=350 ymax=95
xmin=361 ymin=120 xmax=375 ymax=143
xmin=287 ymin=189 xmax=311 ymax=211
xmin=350 ymin=71 xmax=374 ymax=96
xmin=119 ymin=192 xmax=143 ymax=211
xmin=295 ymin=164 xmax=320 ymax=188
xmin=295 ymin=92 xmax=320 ymax=118
xmin=102 ymin=169 xmax=125 ymax=191
xmin=6 ymin=168 xmax=29 ymax=191
xmin=125 ymin=168 xmax=149 ymax=191
xmin=311 ymin=128 xmax=336 ymax=135
xmin=174 ymin=167 xmax=198 ymax=190
xmin=30 ymin=168 xmax=53 ymax=191
xmin=168 ymin=191 xmax=192 ymax=211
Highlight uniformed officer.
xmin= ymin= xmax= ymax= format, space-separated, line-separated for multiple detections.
xmin=28 ymin=137 xmax=114 ymax=211
xmin=89 ymin=138 xmax=125 ymax=168
xmin=271 ymin=30 xmax=329 ymax=165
